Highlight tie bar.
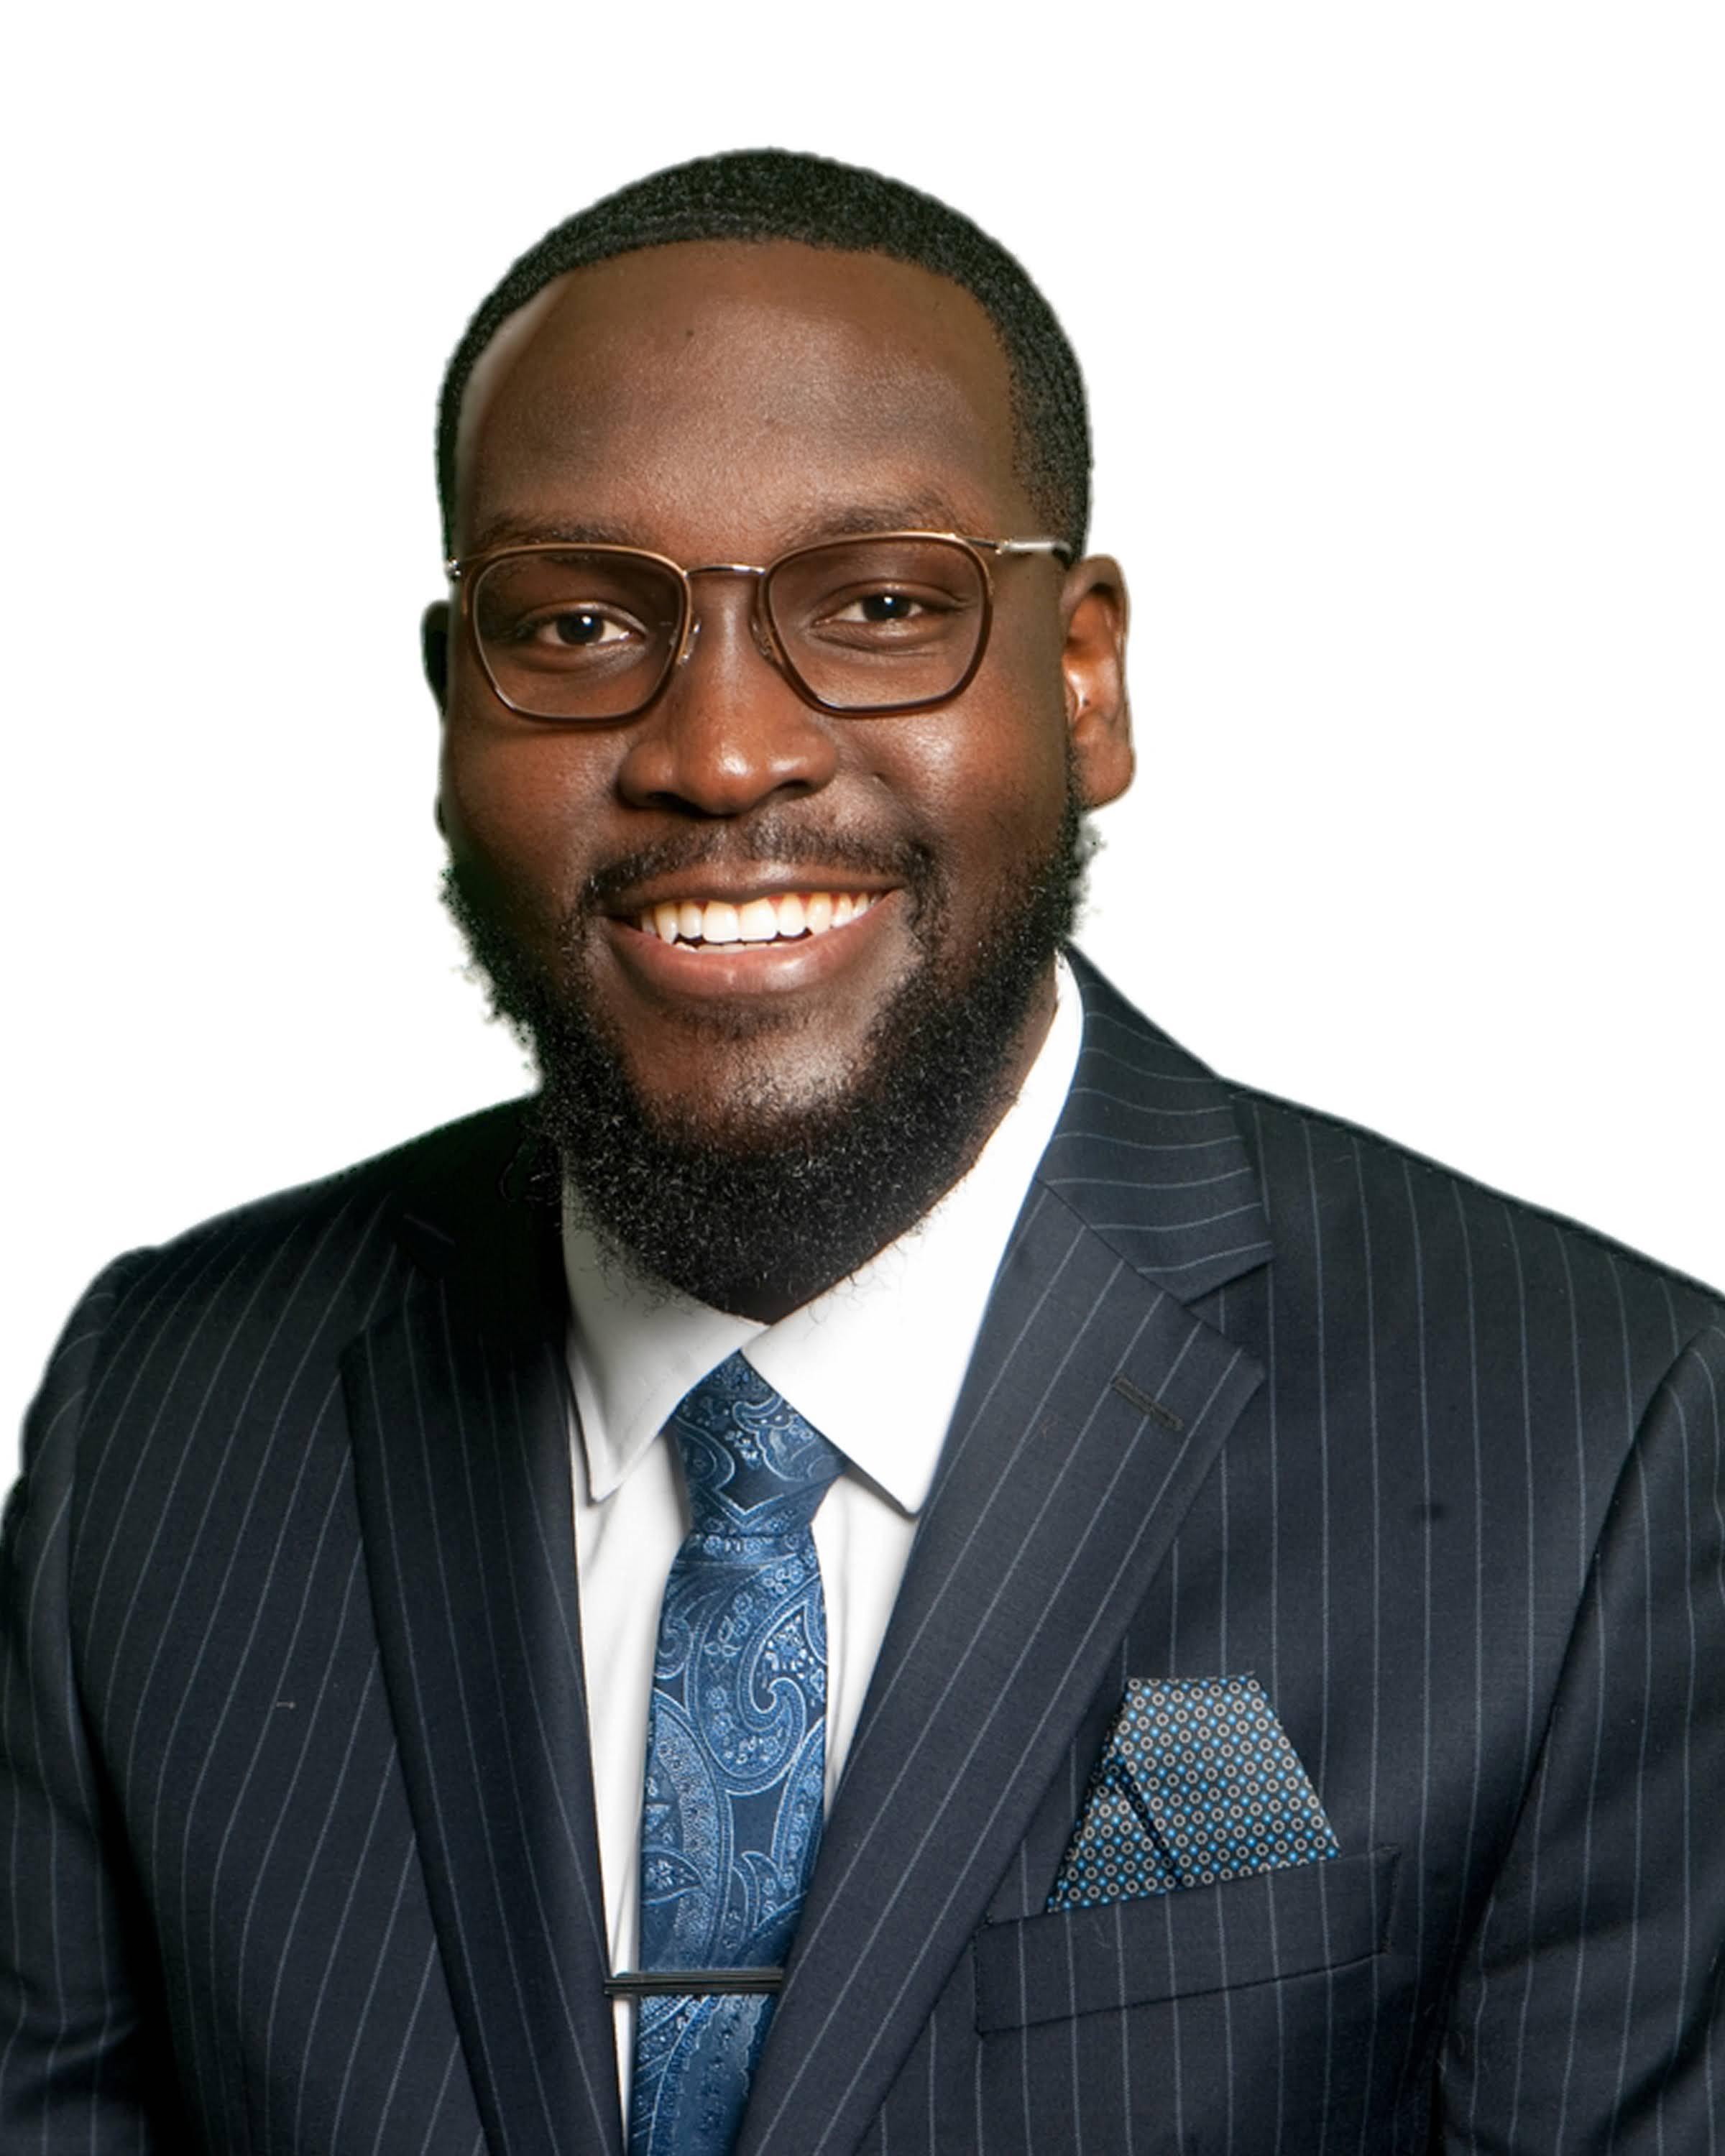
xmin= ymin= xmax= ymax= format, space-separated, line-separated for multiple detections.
xmin=605 ymin=1968 xmax=785 ymax=1998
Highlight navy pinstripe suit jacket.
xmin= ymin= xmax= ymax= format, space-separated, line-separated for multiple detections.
xmin=4 ymin=953 xmax=1722 ymax=2153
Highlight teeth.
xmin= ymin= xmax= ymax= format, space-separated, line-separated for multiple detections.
xmin=738 ymin=897 xmax=779 ymax=942
xmin=637 ymin=890 xmax=880 ymax=946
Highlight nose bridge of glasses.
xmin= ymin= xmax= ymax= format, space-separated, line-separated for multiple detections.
xmin=676 ymin=561 xmax=778 ymax=670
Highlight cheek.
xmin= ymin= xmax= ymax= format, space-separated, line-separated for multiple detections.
xmin=873 ymin=624 xmax=1071 ymax=853
xmin=438 ymin=714 xmax=616 ymax=921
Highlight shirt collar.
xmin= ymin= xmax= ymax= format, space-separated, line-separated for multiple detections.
xmin=564 ymin=954 xmax=1083 ymax=1516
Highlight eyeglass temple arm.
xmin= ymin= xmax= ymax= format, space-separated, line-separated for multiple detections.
xmin=982 ymin=538 xmax=1073 ymax=565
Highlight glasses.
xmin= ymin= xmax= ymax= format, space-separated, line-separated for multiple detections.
xmin=444 ymin=530 xmax=1072 ymax=724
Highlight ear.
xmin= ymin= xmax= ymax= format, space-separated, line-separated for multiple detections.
xmin=421 ymin=600 xmax=451 ymax=710
xmin=1059 ymin=556 xmax=1133 ymax=808
xmin=423 ymin=602 xmax=451 ymax=837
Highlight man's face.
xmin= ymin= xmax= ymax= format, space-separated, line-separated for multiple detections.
xmin=429 ymin=239 xmax=1131 ymax=1311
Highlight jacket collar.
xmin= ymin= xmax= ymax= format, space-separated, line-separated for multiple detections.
xmin=1044 ymin=947 xmax=1274 ymax=1302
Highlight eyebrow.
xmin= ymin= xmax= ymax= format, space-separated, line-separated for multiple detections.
xmin=459 ymin=493 xmax=979 ymax=562
xmin=461 ymin=513 xmax=638 ymax=555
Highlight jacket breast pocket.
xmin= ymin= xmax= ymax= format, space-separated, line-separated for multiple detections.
xmin=972 ymin=1845 xmax=1399 ymax=2033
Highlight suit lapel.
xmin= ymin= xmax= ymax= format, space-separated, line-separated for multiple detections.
xmin=740 ymin=957 xmax=1272 ymax=2156
xmin=344 ymin=1123 xmax=624 ymax=2156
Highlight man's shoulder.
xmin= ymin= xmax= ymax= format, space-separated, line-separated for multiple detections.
xmin=1229 ymin=1067 xmax=1723 ymax=1334
xmin=42 ymin=1100 xmax=550 ymax=1423
xmin=132 ymin=1095 xmax=540 ymax=1273
xmin=1065 ymin=953 xmax=1724 ymax=1349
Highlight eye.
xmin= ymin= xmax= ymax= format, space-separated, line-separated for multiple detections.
xmin=829 ymin=588 xmax=935 ymax=625
xmin=814 ymin=584 xmax=965 ymax=639
xmin=519 ymin=606 xmax=640 ymax=650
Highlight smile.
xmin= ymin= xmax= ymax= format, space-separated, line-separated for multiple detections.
xmin=632 ymin=890 xmax=884 ymax=949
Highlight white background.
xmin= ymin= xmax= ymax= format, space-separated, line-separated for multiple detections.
xmin=6 ymin=4 xmax=1721 ymax=1485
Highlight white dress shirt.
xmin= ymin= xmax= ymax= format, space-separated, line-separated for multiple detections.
xmin=564 ymin=954 xmax=1082 ymax=2109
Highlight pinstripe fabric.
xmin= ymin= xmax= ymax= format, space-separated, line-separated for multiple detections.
xmin=346 ymin=1277 xmax=620 ymax=2156
xmin=4 ymin=953 xmax=1721 ymax=2152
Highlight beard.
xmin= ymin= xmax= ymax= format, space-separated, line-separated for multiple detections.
xmin=442 ymin=780 xmax=1092 ymax=1317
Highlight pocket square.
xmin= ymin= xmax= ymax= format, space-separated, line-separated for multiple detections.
xmin=1047 ymin=1676 xmax=1340 ymax=1912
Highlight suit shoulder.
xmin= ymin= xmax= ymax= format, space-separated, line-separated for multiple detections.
xmin=126 ymin=1095 xmax=538 ymax=1266
xmin=50 ymin=1099 xmax=544 ymax=1397
xmin=1225 ymin=1074 xmax=1724 ymax=1338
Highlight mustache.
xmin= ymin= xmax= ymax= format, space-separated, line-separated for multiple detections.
xmin=577 ymin=814 xmax=936 ymax=913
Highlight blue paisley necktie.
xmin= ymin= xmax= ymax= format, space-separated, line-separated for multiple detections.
xmin=628 ymin=1352 xmax=843 ymax=2156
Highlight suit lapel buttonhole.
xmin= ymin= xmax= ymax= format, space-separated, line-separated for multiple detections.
xmin=1111 ymin=1374 xmax=1185 ymax=1434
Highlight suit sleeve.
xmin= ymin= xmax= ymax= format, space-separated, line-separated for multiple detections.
xmin=1438 ymin=1320 xmax=1725 ymax=2151
xmin=1 ymin=1256 xmax=185 ymax=2152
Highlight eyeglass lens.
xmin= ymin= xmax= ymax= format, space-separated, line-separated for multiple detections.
xmin=469 ymin=536 xmax=988 ymax=720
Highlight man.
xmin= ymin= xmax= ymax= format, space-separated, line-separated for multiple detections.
xmin=2 ymin=148 xmax=1720 ymax=2155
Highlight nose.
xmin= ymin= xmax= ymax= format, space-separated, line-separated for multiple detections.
xmin=615 ymin=573 xmax=840 ymax=817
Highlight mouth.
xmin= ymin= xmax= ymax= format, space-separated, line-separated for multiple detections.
xmin=630 ymin=888 xmax=886 ymax=951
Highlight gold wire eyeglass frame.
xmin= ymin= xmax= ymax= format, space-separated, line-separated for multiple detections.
xmin=443 ymin=530 xmax=1072 ymax=722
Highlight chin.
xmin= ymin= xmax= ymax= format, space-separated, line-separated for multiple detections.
xmin=440 ymin=787 xmax=1090 ymax=1311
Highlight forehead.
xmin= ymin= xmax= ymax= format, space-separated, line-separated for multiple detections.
xmin=452 ymin=239 xmax=1029 ymax=556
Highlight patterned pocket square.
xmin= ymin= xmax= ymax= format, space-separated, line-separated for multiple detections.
xmin=1047 ymin=1676 xmax=1339 ymax=1912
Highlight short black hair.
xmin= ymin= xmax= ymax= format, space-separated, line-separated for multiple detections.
xmin=435 ymin=148 xmax=1091 ymax=560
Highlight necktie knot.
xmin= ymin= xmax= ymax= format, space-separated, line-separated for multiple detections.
xmin=668 ymin=1352 xmax=842 ymax=1544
